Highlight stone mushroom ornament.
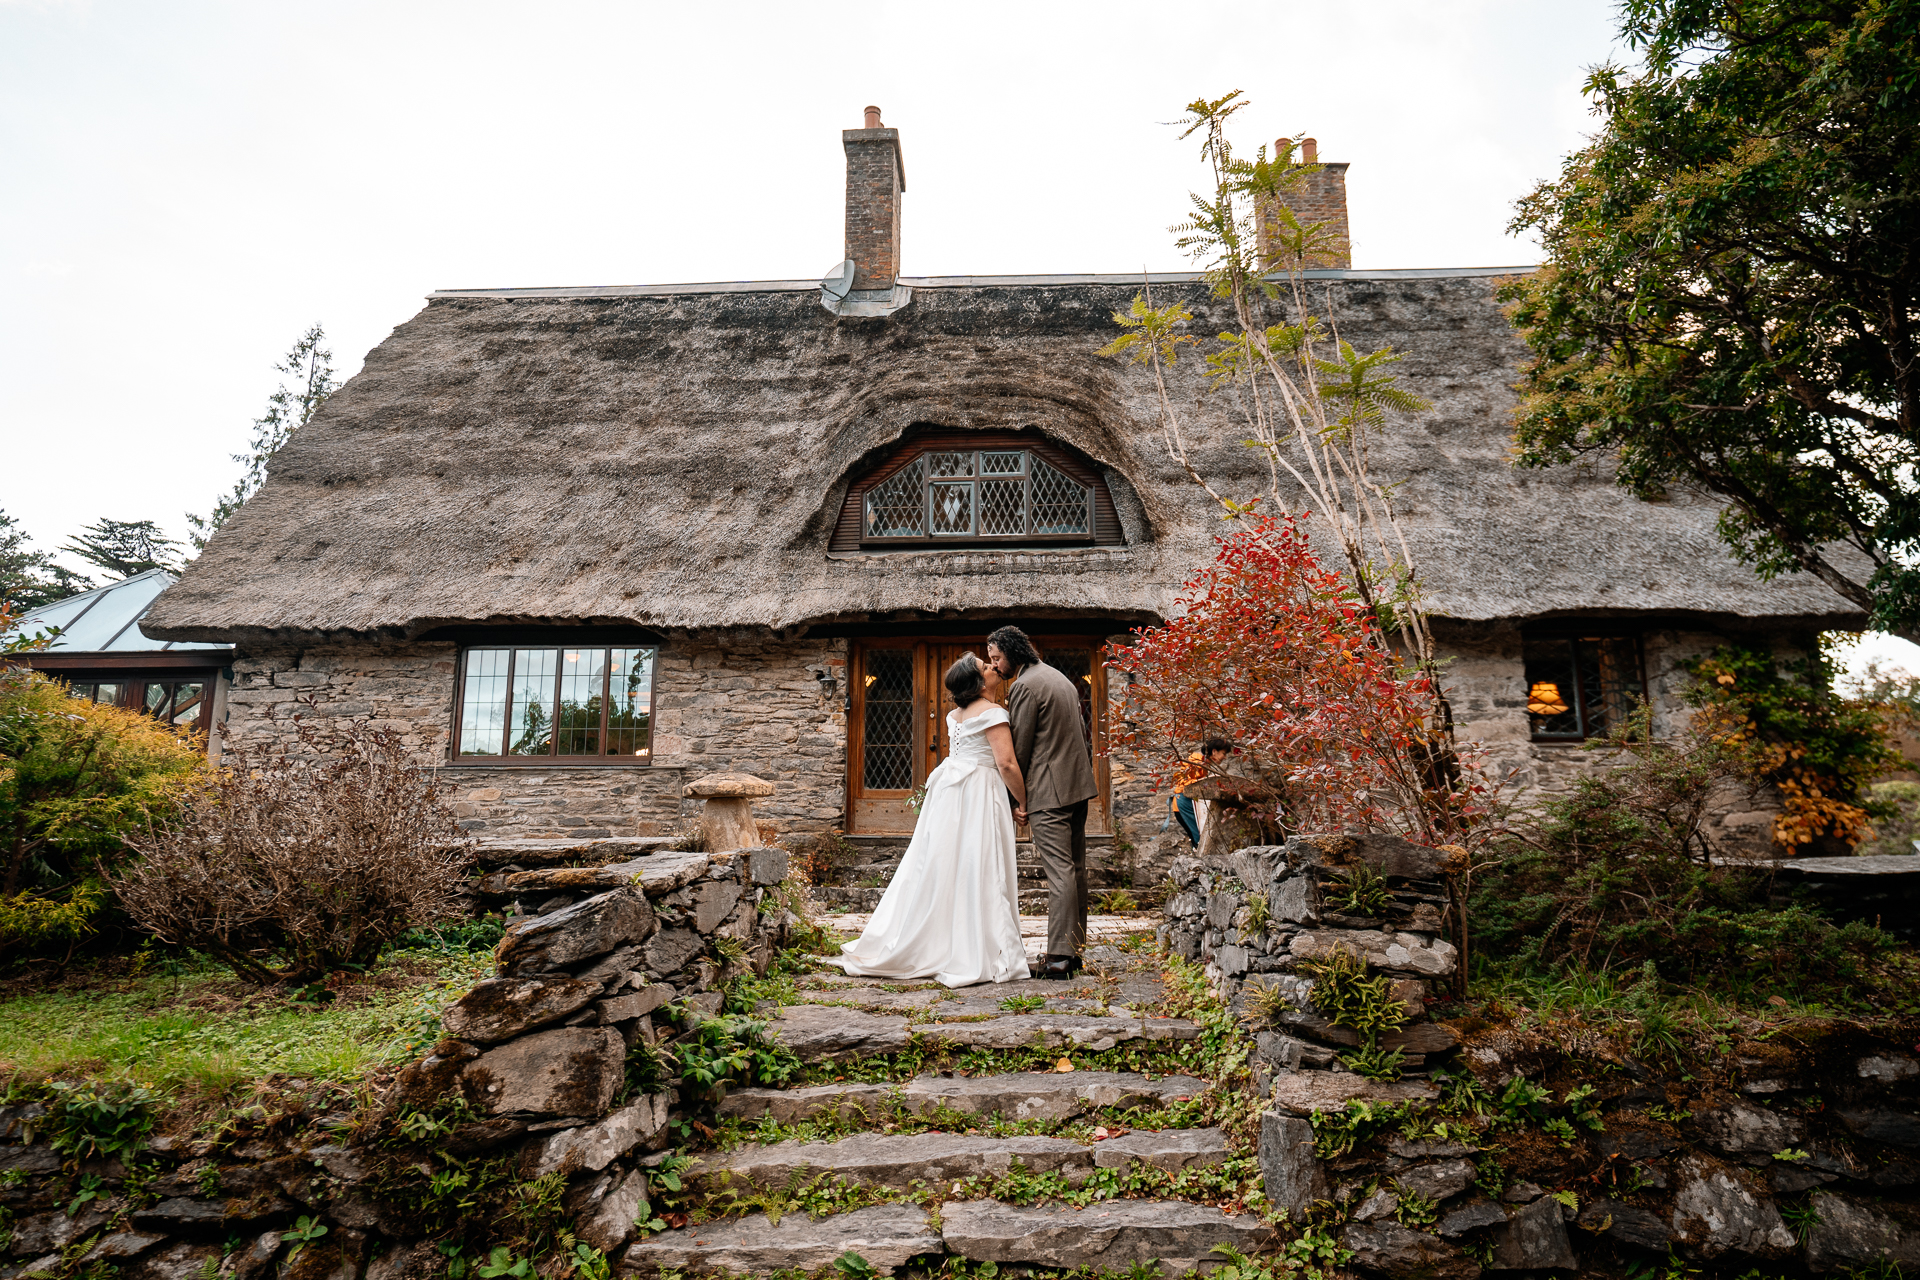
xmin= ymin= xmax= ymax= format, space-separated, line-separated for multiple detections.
xmin=683 ymin=772 xmax=776 ymax=852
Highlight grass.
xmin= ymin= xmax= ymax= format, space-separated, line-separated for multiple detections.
xmin=0 ymin=945 xmax=491 ymax=1095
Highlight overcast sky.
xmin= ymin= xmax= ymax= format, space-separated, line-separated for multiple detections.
xmin=1 ymin=0 xmax=1632 ymax=569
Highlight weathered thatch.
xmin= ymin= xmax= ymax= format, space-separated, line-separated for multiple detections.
xmin=143 ymin=269 xmax=1860 ymax=643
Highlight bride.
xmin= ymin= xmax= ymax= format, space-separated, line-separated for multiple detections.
xmin=829 ymin=652 xmax=1031 ymax=987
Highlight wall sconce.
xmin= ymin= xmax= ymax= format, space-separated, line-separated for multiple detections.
xmin=813 ymin=667 xmax=839 ymax=699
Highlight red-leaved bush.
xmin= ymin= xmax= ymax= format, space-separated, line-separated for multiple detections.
xmin=1111 ymin=515 xmax=1481 ymax=844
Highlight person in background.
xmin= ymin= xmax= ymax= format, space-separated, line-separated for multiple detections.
xmin=1171 ymin=737 xmax=1233 ymax=848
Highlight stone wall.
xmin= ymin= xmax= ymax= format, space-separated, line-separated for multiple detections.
xmin=0 ymin=846 xmax=793 ymax=1280
xmin=219 ymin=636 xmax=849 ymax=842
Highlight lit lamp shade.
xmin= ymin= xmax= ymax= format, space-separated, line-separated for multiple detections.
xmin=1528 ymin=682 xmax=1570 ymax=716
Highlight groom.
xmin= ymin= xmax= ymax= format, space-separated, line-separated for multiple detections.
xmin=987 ymin=625 xmax=1099 ymax=980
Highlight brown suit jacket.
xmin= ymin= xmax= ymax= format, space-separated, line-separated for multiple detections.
xmin=1006 ymin=661 xmax=1099 ymax=812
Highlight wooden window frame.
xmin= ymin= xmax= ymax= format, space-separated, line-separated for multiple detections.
xmin=449 ymin=644 xmax=658 ymax=767
xmin=832 ymin=430 xmax=1126 ymax=553
xmin=1523 ymin=631 xmax=1649 ymax=744
xmin=59 ymin=673 xmax=218 ymax=741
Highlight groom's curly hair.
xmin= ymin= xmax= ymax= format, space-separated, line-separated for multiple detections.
xmin=986 ymin=625 xmax=1041 ymax=671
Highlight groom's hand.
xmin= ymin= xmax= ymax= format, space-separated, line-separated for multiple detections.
xmin=1014 ymin=805 xmax=1029 ymax=824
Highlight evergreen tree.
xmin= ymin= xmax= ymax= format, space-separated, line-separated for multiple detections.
xmin=60 ymin=518 xmax=182 ymax=580
xmin=187 ymin=323 xmax=339 ymax=551
xmin=0 ymin=509 xmax=94 ymax=611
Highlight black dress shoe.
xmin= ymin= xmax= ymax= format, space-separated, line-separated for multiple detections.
xmin=1035 ymin=954 xmax=1082 ymax=980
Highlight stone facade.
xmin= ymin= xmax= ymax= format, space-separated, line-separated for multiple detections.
xmin=218 ymin=618 xmax=1798 ymax=863
xmin=220 ymin=635 xmax=848 ymax=842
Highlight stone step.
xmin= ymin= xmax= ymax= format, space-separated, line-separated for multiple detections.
xmin=700 ymin=1127 xmax=1230 ymax=1190
xmin=942 ymin=1197 xmax=1272 ymax=1276
xmin=719 ymin=1070 xmax=1210 ymax=1125
xmin=916 ymin=1013 xmax=1202 ymax=1052
xmin=622 ymin=1203 xmax=938 ymax=1277
xmin=815 ymin=887 xmax=1052 ymax=913
xmin=624 ymin=1197 xmax=1263 ymax=1278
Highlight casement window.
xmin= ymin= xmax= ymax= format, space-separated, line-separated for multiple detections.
xmin=833 ymin=432 xmax=1125 ymax=551
xmin=455 ymin=646 xmax=656 ymax=762
xmin=1523 ymin=633 xmax=1647 ymax=741
xmin=68 ymin=679 xmax=211 ymax=734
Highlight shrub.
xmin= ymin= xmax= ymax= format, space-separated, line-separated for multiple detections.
xmin=1109 ymin=514 xmax=1486 ymax=844
xmin=1858 ymin=780 xmax=1920 ymax=856
xmin=0 ymin=668 xmax=204 ymax=961
xmin=1686 ymin=645 xmax=1901 ymax=851
xmin=1471 ymin=712 xmax=1894 ymax=994
xmin=116 ymin=717 xmax=472 ymax=985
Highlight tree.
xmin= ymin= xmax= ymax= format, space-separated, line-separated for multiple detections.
xmin=0 ymin=509 xmax=94 ymax=611
xmin=0 ymin=668 xmax=204 ymax=961
xmin=1099 ymin=92 xmax=1474 ymax=841
xmin=1504 ymin=0 xmax=1920 ymax=637
xmin=187 ymin=323 xmax=339 ymax=551
xmin=61 ymin=518 xmax=182 ymax=580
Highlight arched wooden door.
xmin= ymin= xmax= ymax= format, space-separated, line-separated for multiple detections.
xmin=847 ymin=636 xmax=1110 ymax=834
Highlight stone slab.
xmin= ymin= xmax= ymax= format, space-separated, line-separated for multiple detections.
xmin=941 ymin=1197 xmax=1270 ymax=1277
xmin=626 ymin=1204 xmax=941 ymax=1276
xmin=474 ymin=837 xmax=680 ymax=867
xmin=1267 ymin=1074 xmax=1441 ymax=1116
xmin=505 ymin=850 xmax=716 ymax=899
xmin=462 ymin=1026 xmax=624 ymax=1118
xmin=771 ymin=1006 xmax=911 ymax=1062
xmin=702 ymin=1132 xmax=1095 ymax=1189
xmin=496 ymin=889 xmax=659 ymax=975
xmin=904 ymin=1071 xmax=1209 ymax=1122
xmin=442 ymin=976 xmax=600 ymax=1044
xmin=521 ymin=1093 xmax=671 ymax=1178
xmin=718 ymin=1081 xmax=897 ymax=1124
xmin=916 ymin=1014 xmax=1201 ymax=1052
xmin=1092 ymin=1127 xmax=1228 ymax=1171
xmin=1259 ymin=1112 xmax=1325 ymax=1215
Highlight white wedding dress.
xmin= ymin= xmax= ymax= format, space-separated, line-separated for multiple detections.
xmin=830 ymin=705 xmax=1031 ymax=987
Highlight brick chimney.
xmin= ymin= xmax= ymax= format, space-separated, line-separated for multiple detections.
xmin=1258 ymin=136 xmax=1351 ymax=271
xmin=842 ymin=106 xmax=906 ymax=290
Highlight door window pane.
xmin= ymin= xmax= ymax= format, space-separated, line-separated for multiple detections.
xmin=143 ymin=683 xmax=173 ymax=717
xmin=508 ymin=649 xmax=557 ymax=756
xmin=606 ymin=648 xmax=655 ymax=757
xmin=862 ymin=649 xmax=915 ymax=790
xmin=1048 ymin=650 xmax=1096 ymax=747
xmin=460 ymin=650 xmax=511 ymax=756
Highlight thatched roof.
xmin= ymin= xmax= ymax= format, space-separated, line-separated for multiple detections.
xmin=143 ymin=268 xmax=1861 ymax=643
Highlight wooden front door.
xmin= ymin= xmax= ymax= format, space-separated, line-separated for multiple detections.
xmin=847 ymin=636 xmax=1111 ymax=834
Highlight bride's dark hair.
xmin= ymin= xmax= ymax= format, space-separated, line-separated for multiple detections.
xmin=944 ymin=652 xmax=987 ymax=708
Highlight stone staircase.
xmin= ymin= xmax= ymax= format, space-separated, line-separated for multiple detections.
xmin=630 ymin=941 xmax=1273 ymax=1276
xmin=812 ymin=834 xmax=1120 ymax=914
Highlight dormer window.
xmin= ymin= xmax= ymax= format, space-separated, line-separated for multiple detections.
xmin=835 ymin=431 xmax=1123 ymax=550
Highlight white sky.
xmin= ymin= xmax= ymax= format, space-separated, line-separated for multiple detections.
xmin=3 ymin=0 xmax=1620 ymax=562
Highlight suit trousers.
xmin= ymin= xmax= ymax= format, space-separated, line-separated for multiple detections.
xmin=1030 ymin=798 xmax=1090 ymax=957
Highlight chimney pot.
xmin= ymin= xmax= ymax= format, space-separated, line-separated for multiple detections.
xmin=1299 ymin=136 xmax=1318 ymax=163
xmin=863 ymin=105 xmax=883 ymax=129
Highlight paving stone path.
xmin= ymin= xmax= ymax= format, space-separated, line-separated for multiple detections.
xmin=630 ymin=928 xmax=1274 ymax=1277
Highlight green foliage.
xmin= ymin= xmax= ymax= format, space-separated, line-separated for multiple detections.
xmin=59 ymin=520 xmax=181 ymax=580
xmin=997 ymin=995 xmax=1046 ymax=1014
xmin=1299 ymin=946 xmax=1409 ymax=1080
xmin=280 ymin=1215 xmax=327 ymax=1261
xmin=1324 ymin=865 xmax=1391 ymax=917
xmin=0 ymin=945 xmax=490 ymax=1092
xmin=388 ymin=916 xmax=506 ymax=954
xmin=40 ymin=1079 xmax=157 ymax=1160
xmin=660 ymin=1009 xmax=801 ymax=1100
xmin=1094 ymin=889 xmax=1140 ymax=914
xmin=1503 ymin=0 xmax=1920 ymax=633
xmin=1781 ymin=1198 xmax=1821 ymax=1246
xmin=1471 ymin=707 xmax=1896 ymax=999
xmin=0 ymin=668 xmax=204 ymax=958
xmin=1687 ymin=645 xmax=1900 ymax=849
xmin=188 ymin=325 xmax=338 ymax=551
xmin=0 ymin=509 xmax=93 ymax=612
xmin=1858 ymin=780 xmax=1920 ymax=857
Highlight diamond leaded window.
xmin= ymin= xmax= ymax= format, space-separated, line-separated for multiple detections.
xmin=861 ymin=448 xmax=1094 ymax=544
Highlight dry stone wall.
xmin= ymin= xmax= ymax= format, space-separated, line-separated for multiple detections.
xmin=0 ymin=845 xmax=793 ymax=1280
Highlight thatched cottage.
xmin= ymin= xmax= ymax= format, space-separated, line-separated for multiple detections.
xmin=141 ymin=111 xmax=1859 ymax=877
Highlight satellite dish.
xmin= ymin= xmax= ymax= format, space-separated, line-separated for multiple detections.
xmin=821 ymin=259 xmax=857 ymax=301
